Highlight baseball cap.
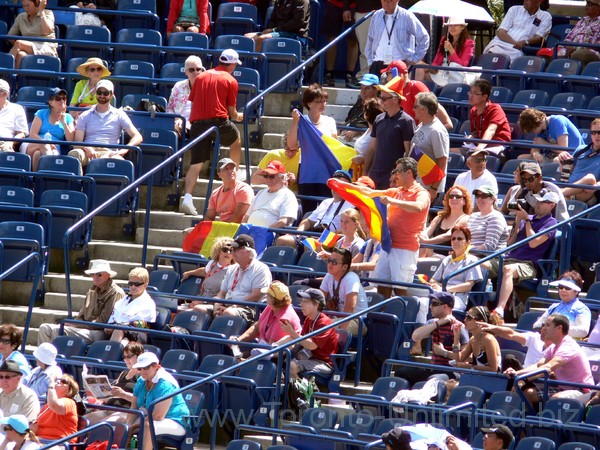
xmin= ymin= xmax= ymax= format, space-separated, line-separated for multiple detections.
xmin=550 ymin=277 xmax=582 ymax=292
xmin=520 ymin=162 xmax=542 ymax=175
xmin=359 ymin=74 xmax=379 ymax=86
xmin=231 ymin=234 xmax=255 ymax=249
xmin=480 ymin=425 xmax=514 ymax=449
xmin=381 ymin=428 xmax=412 ymax=450
xmin=0 ymin=360 xmax=22 ymax=375
xmin=381 ymin=60 xmax=408 ymax=75
xmin=297 ymin=288 xmax=326 ymax=309
xmin=48 ymin=87 xmax=67 ymax=100
xmin=355 ymin=176 xmax=375 ymax=189
xmin=533 ymin=191 xmax=560 ymax=204
xmin=96 ymin=79 xmax=114 ymax=93
xmin=218 ymin=157 xmax=236 ymax=170
xmin=0 ymin=415 xmax=30 ymax=434
xmin=473 ymin=185 xmax=498 ymax=197
xmin=429 ymin=291 xmax=455 ymax=308
xmin=261 ymin=281 xmax=291 ymax=301
xmin=0 ymin=79 xmax=10 ymax=93
xmin=332 ymin=169 xmax=352 ymax=182
xmin=469 ymin=148 xmax=489 ymax=157
xmin=263 ymin=160 xmax=286 ymax=175
xmin=132 ymin=352 xmax=159 ymax=369
xmin=220 ymin=49 xmax=242 ymax=65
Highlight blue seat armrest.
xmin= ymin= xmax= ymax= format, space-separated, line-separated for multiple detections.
xmin=281 ymin=423 xmax=318 ymax=434
xmin=320 ymin=429 xmax=354 ymax=439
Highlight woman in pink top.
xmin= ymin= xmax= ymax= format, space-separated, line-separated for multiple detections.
xmin=233 ymin=281 xmax=301 ymax=348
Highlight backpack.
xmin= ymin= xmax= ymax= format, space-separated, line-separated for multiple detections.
xmin=287 ymin=376 xmax=320 ymax=416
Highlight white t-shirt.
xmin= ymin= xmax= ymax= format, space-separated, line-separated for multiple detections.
xmin=307 ymin=198 xmax=351 ymax=232
xmin=320 ymin=272 xmax=368 ymax=314
xmin=454 ymin=169 xmax=498 ymax=196
xmin=313 ymin=115 xmax=337 ymax=137
xmin=246 ymin=187 xmax=298 ymax=226
xmin=0 ymin=102 xmax=28 ymax=138
xmin=523 ymin=331 xmax=546 ymax=367
xmin=108 ymin=291 xmax=157 ymax=324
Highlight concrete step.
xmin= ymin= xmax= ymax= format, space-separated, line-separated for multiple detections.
xmin=134 ymin=210 xmax=204 ymax=231
xmin=262 ymin=133 xmax=284 ymax=150
xmin=44 ymin=293 xmax=86 ymax=312
xmin=261 ymin=116 xmax=293 ymax=134
xmin=325 ymin=104 xmax=351 ymax=124
xmin=0 ymin=305 xmax=67 ymax=329
xmin=264 ymin=92 xmax=299 ymax=117
xmin=136 ymin=228 xmax=185 ymax=248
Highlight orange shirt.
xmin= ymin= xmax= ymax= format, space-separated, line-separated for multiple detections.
xmin=36 ymin=398 xmax=78 ymax=442
xmin=382 ymin=182 xmax=430 ymax=251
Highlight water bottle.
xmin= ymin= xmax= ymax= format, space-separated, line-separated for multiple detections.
xmin=129 ymin=435 xmax=137 ymax=449
xmin=486 ymin=280 xmax=494 ymax=293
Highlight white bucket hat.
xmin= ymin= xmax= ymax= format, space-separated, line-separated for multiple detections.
xmin=445 ymin=16 xmax=468 ymax=26
xmin=33 ymin=342 xmax=58 ymax=366
xmin=85 ymin=259 xmax=117 ymax=278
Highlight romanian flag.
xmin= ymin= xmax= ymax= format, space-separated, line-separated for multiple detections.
xmin=302 ymin=237 xmax=319 ymax=253
xmin=297 ymin=114 xmax=356 ymax=184
xmin=411 ymin=146 xmax=445 ymax=185
xmin=327 ymin=178 xmax=392 ymax=253
xmin=182 ymin=221 xmax=240 ymax=256
xmin=319 ymin=229 xmax=341 ymax=247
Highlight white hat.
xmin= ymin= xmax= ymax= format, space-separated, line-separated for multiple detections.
xmin=0 ymin=79 xmax=9 ymax=93
xmin=550 ymin=278 xmax=582 ymax=293
xmin=219 ymin=49 xmax=242 ymax=65
xmin=132 ymin=352 xmax=159 ymax=368
xmin=85 ymin=259 xmax=117 ymax=278
xmin=96 ymin=79 xmax=114 ymax=93
xmin=33 ymin=343 xmax=58 ymax=366
xmin=533 ymin=191 xmax=560 ymax=204
xmin=445 ymin=16 xmax=468 ymax=26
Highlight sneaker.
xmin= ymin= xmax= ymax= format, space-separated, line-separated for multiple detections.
xmin=323 ymin=73 xmax=335 ymax=87
xmin=180 ymin=200 xmax=197 ymax=216
xmin=346 ymin=74 xmax=359 ymax=89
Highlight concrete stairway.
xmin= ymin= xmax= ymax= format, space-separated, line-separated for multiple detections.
xmin=0 ymin=87 xmax=360 ymax=348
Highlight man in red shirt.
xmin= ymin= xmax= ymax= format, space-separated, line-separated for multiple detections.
xmin=181 ymin=49 xmax=244 ymax=215
xmin=279 ymin=288 xmax=338 ymax=379
xmin=468 ymin=79 xmax=511 ymax=155
xmin=380 ymin=60 xmax=453 ymax=130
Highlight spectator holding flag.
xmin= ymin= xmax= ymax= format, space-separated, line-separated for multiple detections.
xmin=318 ymin=207 xmax=366 ymax=259
xmin=409 ymin=92 xmax=449 ymax=200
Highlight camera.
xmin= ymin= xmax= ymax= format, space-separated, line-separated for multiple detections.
xmin=507 ymin=199 xmax=528 ymax=211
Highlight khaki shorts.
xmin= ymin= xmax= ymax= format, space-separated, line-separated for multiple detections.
xmin=487 ymin=258 xmax=536 ymax=282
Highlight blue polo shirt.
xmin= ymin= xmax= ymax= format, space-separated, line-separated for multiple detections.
xmin=538 ymin=115 xmax=584 ymax=153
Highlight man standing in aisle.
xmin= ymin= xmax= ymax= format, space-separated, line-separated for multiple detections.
xmin=181 ymin=49 xmax=244 ymax=216
xmin=364 ymin=0 xmax=429 ymax=75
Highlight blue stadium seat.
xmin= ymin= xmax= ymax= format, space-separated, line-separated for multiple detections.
xmin=85 ymin=159 xmax=136 ymax=216
xmin=262 ymin=38 xmax=303 ymax=93
xmin=161 ymin=349 xmax=199 ymax=373
xmin=0 ymin=152 xmax=30 ymax=173
xmin=65 ymin=25 xmax=111 ymax=61
xmin=137 ymin=127 xmax=180 ymax=186
xmin=52 ymin=335 xmax=86 ymax=359
xmin=116 ymin=0 xmax=157 ymax=29
xmin=564 ymin=404 xmax=600 ymax=447
xmin=302 ymin=328 xmax=353 ymax=392
xmin=40 ymin=189 xmax=89 ymax=250
xmin=195 ymin=315 xmax=248 ymax=360
xmin=115 ymin=28 xmax=162 ymax=67
xmin=121 ymin=94 xmax=167 ymax=110
xmin=166 ymin=32 xmax=210 ymax=64
xmin=16 ymin=86 xmax=55 ymax=108
xmin=0 ymin=221 xmax=45 ymax=281
xmin=0 ymin=186 xmax=33 ymax=206
xmin=437 ymin=83 xmax=470 ymax=120
xmin=542 ymin=92 xmax=587 ymax=113
xmin=546 ymin=23 xmax=575 ymax=48
xmin=321 ymin=411 xmax=375 ymax=440
xmin=226 ymin=440 xmax=262 ymax=450
xmin=509 ymin=89 xmax=549 ymax=108
xmin=529 ymin=58 xmax=582 ymax=99
xmin=37 ymin=154 xmax=81 ymax=176
xmin=157 ymin=390 xmax=205 ymax=450
xmin=285 ymin=408 xmax=338 ymax=449
xmin=148 ymin=269 xmax=180 ymax=294
xmin=232 ymin=67 xmax=262 ymax=121
xmin=524 ymin=398 xmax=585 ymax=444
xmin=495 ymin=56 xmax=546 ymax=93
xmin=158 ymin=62 xmax=186 ymax=97
xmin=17 ymin=54 xmax=61 ymax=88
xmin=214 ymin=34 xmax=255 ymax=52
xmin=476 ymin=53 xmax=510 ymax=82
xmin=259 ymin=245 xmax=298 ymax=267
xmin=111 ymin=60 xmax=155 ymax=99
xmin=175 ymin=276 xmax=203 ymax=298
xmin=515 ymin=310 xmax=543 ymax=331
xmin=490 ymin=86 xmax=513 ymax=104
xmin=215 ymin=2 xmax=258 ymax=37
xmin=566 ymin=61 xmax=600 ymax=100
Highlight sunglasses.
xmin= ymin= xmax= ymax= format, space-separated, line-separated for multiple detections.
xmin=391 ymin=168 xmax=410 ymax=175
xmin=465 ymin=314 xmax=476 ymax=321
xmin=56 ymin=379 xmax=69 ymax=385
xmin=430 ymin=301 xmax=444 ymax=307
xmin=263 ymin=174 xmax=276 ymax=179
xmin=52 ymin=96 xmax=67 ymax=102
xmin=96 ymin=90 xmax=110 ymax=96
xmin=591 ymin=130 xmax=600 ymax=135
xmin=88 ymin=67 xmax=103 ymax=72
xmin=558 ymin=285 xmax=573 ymax=291
xmin=221 ymin=247 xmax=233 ymax=253
xmin=128 ymin=281 xmax=145 ymax=287
xmin=187 ymin=67 xmax=203 ymax=72
xmin=522 ymin=176 xmax=538 ymax=183
xmin=474 ymin=194 xmax=491 ymax=199
xmin=326 ymin=258 xmax=339 ymax=265
xmin=140 ymin=365 xmax=154 ymax=371
xmin=380 ymin=95 xmax=394 ymax=101
xmin=3 ymin=426 xmax=12 ymax=432
xmin=448 ymin=194 xmax=463 ymax=199
xmin=0 ymin=374 xmax=17 ymax=380
xmin=451 ymin=236 xmax=465 ymax=241
xmin=0 ymin=339 xmax=11 ymax=345
xmin=473 ymin=157 xmax=487 ymax=163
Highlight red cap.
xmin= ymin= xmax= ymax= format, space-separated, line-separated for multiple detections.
xmin=381 ymin=60 xmax=408 ymax=75
xmin=263 ymin=160 xmax=286 ymax=174
xmin=355 ymin=176 xmax=375 ymax=189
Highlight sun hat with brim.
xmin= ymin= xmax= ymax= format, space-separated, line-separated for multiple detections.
xmin=550 ymin=278 xmax=582 ymax=292
xmin=76 ymin=57 xmax=111 ymax=78
xmin=469 ymin=148 xmax=488 ymax=157
xmin=33 ymin=342 xmax=58 ymax=366
xmin=132 ymin=352 xmax=159 ymax=369
xmin=0 ymin=360 xmax=22 ymax=375
xmin=85 ymin=259 xmax=118 ymax=278
xmin=0 ymin=415 xmax=30 ymax=434
xmin=473 ymin=185 xmax=497 ymax=197
xmin=445 ymin=16 xmax=468 ymax=26
xmin=261 ymin=281 xmax=290 ymax=301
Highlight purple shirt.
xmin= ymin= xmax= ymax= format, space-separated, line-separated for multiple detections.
xmin=507 ymin=213 xmax=557 ymax=263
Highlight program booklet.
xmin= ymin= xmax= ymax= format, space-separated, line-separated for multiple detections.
xmin=83 ymin=374 xmax=113 ymax=399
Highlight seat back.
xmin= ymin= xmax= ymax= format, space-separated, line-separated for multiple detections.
xmin=38 ymin=155 xmax=82 ymax=175
xmin=511 ymin=89 xmax=549 ymax=107
xmin=85 ymin=340 xmax=124 ymax=361
xmin=447 ymin=385 xmax=486 ymax=408
xmin=168 ymin=32 xmax=209 ymax=49
xmin=86 ymin=159 xmax=135 ymax=215
xmin=149 ymin=269 xmax=181 ymax=294
xmin=207 ymin=315 xmax=247 ymax=336
xmin=121 ymin=94 xmax=167 ymax=110
xmin=546 ymin=58 xmax=581 ymax=76
xmin=0 ymin=152 xmax=30 ymax=171
xmin=369 ymin=376 xmax=410 ymax=400
xmin=548 ymin=92 xmax=588 ymax=110
xmin=40 ymin=190 xmax=87 ymax=211
xmin=0 ymin=186 xmax=33 ymax=207
xmin=115 ymin=28 xmax=162 ymax=66
xmin=557 ymin=443 xmax=595 ymax=450
xmin=65 ymin=25 xmax=111 ymax=60
xmin=197 ymin=354 xmax=237 ymax=374
xmin=214 ymin=35 xmax=255 ymax=52
xmin=490 ymin=86 xmax=513 ymax=103
xmin=52 ymin=335 xmax=87 ymax=358
xmin=515 ymin=437 xmax=555 ymax=450
xmin=485 ymin=390 xmax=524 ymax=417
xmin=540 ymin=398 xmax=585 ymax=423
xmin=259 ymin=245 xmax=298 ymax=267
xmin=226 ymin=440 xmax=262 ymax=450
xmin=0 ymin=52 xmax=14 ymax=69
xmin=175 ymin=276 xmax=203 ymax=297
xmin=438 ymin=83 xmax=471 ymax=101
xmin=16 ymin=86 xmax=55 ymax=105
xmin=172 ymin=310 xmax=210 ymax=333
xmin=516 ymin=310 xmax=543 ymax=331
xmin=161 ymin=349 xmax=199 ymax=372
xmin=510 ymin=56 xmax=546 ymax=72
xmin=261 ymin=38 xmax=303 ymax=93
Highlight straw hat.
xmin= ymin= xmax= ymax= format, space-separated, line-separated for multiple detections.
xmin=76 ymin=57 xmax=111 ymax=78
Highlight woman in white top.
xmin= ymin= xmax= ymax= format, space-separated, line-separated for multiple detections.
xmin=107 ymin=267 xmax=157 ymax=345
xmin=166 ymin=55 xmax=205 ymax=136
xmin=353 ymin=98 xmax=384 ymax=157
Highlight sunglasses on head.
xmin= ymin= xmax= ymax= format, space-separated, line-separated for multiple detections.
xmin=128 ymin=281 xmax=144 ymax=287
xmin=96 ymin=90 xmax=110 ymax=96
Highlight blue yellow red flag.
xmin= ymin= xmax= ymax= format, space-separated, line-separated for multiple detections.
xmin=411 ymin=146 xmax=445 ymax=185
xmin=319 ymin=229 xmax=341 ymax=247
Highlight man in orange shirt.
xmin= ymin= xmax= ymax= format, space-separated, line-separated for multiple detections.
xmin=181 ymin=49 xmax=244 ymax=216
xmin=354 ymin=157 xmax=430 ymax=296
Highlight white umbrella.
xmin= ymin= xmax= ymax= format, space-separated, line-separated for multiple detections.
xmin=409 ymin=0 xmax=495 ymax=23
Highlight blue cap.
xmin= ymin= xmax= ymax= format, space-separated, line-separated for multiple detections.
xmin=0 ymin=415 xmax=30 ymax=434
xmin=332 ymin=169 xmax=352 ymax=182
xmin=48 ymin=87 xmax=67 ymax=100
xmin=359 ymin=74 xmax=379 ymax=86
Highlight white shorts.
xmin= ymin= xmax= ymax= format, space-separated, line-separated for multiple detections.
xmin=372 ymin=248 xmax=418 ymax=287
xmin=153 ymin=418 xmax=187 ymax=436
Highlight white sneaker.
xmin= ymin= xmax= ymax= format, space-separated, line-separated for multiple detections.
xmin=180 ymin=201 xmax=197 ymax=216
